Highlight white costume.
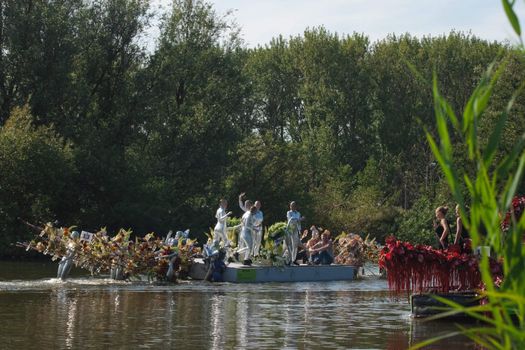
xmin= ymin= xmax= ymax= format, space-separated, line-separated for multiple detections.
xmin=238 ymin=210 xmax=255 ymax=261
xmin=284 ymin=210 xmax=301 ymax=264
xmin=214 ymin=206 xmax=230 ymax=245
xmin=239 ymin=199 xmax=264 ymax=256
xmin=252 ymin=210 xmax=263 ymax=255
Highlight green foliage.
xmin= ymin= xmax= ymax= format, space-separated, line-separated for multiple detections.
xmin=267 ymin=222 xmax=287 ymax=240
xmin=0 ymin=106 xmax=76 ymax=255
xmin=395 ymin=197 xmax=435 ymax=246
xmin=226 ymin=216 xmax=241 ymax=227
xmin=225 ymin=135 xmax=311 ymax=225
xmin=256 ymin=237 xmax=285 ymax=266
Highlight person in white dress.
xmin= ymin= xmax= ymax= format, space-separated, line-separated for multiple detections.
xmin=214 ymin=199 xmax=232 ymax=245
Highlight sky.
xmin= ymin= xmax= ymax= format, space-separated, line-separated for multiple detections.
xmin=152 ymin=0 xmax=524 ymax=47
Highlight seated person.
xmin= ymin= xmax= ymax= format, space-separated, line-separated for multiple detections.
xmin=309 ymin=230 xmax=333 ymax=265
xmin=296 ymin=226 xmax=320 ymax=264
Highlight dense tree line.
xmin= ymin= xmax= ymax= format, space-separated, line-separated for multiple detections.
xmin=1 ymin=0 xmax=524 ymax=256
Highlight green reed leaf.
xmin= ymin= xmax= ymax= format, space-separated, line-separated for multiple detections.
xmin=502 ymin=0 xmax=521 ymax=36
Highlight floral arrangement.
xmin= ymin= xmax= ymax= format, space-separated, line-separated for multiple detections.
xmin=267 ymin=222 xmax=287 ymax=241
xmin=333 ymin=232 xmax=380 ymax=266
xmin=501 ymin=195 xmax=525 ymax=233
xmin=379 ymin=237 xmax=503 ymax=294
xmin=254 ymin=238 xmax=286 ymax=266
xmin=21 ymin=223 xmax=200 ymax=281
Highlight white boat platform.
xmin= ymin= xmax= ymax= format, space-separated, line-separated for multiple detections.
xmin=189 ymin=259 xmax=358 ymax=283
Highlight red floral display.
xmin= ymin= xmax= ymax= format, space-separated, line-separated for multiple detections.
xmin=501 ymin=195 xmax=525 ymax=233
xmin=379 ymin=237 xmax=503 ymax=294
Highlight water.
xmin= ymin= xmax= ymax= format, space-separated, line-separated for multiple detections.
xmin=0 ymin=261 xmax=477 ymax=349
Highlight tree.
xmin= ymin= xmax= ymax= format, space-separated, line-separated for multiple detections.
xmin=0 ymin=106 xmax=76 ymax=256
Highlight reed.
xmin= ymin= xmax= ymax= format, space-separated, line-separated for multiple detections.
xmin=412 ymin=1 xmax=525 ymax=348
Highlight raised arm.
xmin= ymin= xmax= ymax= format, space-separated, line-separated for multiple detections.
xmin=454 ymin=217 xmax=462 ymax=245
xmin=239 ymin=193 xmax=247 ymax=212
xmin=440 ymin=218 xmax=449 ymax=248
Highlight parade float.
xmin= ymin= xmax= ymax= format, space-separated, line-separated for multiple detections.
xmin=19 ymin=219 xmax=381 ymax=283
xmin=377 ymin=194 xmax=525 ymax=318
xmin=190 ymin=222 xmax=381 ymax=283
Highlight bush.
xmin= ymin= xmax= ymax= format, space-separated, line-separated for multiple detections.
xmin=395 ymin=196 xmax=436 ymax=246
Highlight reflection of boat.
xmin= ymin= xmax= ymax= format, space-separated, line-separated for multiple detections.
xmin=411 ymin=292 xmax=479 ymax=318
xmin=189 ymin=259 xmax=358 ymax=283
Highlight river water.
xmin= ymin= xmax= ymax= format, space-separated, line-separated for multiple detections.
xmin=0 ymin=261 xmax=477 ymax=349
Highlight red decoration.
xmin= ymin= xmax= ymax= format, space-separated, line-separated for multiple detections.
xmin=379 ymin=237 xmax=503 ymax=294
xmin=501 ymin=195 xmax=525 ymax=233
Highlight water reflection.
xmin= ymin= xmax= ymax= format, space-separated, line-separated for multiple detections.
xmin=0 ymin=262 xmax=478 ymax=349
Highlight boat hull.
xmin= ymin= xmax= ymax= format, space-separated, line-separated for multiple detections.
xmin=411 ymin=292 xmax=479 ymax=318
xmin=189 ymin=260 xmax=358 ymax=283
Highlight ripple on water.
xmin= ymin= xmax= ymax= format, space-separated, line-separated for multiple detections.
xmin=0 ymin=262 xmax=477 ymax=349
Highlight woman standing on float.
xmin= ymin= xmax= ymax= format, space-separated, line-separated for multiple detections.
xmin=214 ymin=199 xmax=232 ymax=245
xmin=434 ymin=206 xmax=451 ymax=249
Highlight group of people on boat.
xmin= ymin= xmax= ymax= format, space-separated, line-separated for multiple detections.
xmin=212 ymin=195 xmax=334 ymax=266
xmin=296 ymin=226 xmax=334 ymax=265
xmin=213 ymin=193 xmax=264 ymax=265
xmin=434 ymin=204 xmax=470 ymax=251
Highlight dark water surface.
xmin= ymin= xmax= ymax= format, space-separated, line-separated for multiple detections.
xmin=0 ymin=261 xmax=476 ymax=349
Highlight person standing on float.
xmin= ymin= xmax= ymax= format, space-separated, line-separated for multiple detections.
xmin=214 ymin=199 xmax=232 ymax=245
xmin=434 ymin=206 xmax=451 ymax=249
xmin=236 ymin=196 xmax=253 ymax=258
xmin=239 ymin=193 xmax=263 ymax=256
xmin=239 ymin=206 xmax=257 ymax=265
xmin=285 ymin=201 xmax=304 ymax=264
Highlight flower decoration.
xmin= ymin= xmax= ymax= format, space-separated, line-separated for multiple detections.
xmin=333 ymin=232 xmax=380 ymax=266
xmin=379 ymin=237 xmax=503 ymax=294
xmin=21 ymin=223 xmax=200 ymax=281
xmin=501 ymin=195 xmax=525 ymax=233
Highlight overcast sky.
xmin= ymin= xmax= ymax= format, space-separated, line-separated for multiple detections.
xmin=152 ymin=0 xmax=524 ymax=47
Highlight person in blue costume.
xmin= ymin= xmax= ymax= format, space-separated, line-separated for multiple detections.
xmin=211 ymin=250 xmax=227 ymax=282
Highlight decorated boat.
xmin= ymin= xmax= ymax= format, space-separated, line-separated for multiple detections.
xmin=189 ymin=229 xmax=379 ymax=283
xmin=18 ymin=218 xmax=379 ymax=283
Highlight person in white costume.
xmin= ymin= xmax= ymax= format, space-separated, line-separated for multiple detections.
xmin=284 ymin=201 xmax=304 ymax=265
xmin=239 ymin=193 xmax=263 ymax=256
xmin=214 ymin=199 xmax=232 ymax=245
xmin=238 ymin=206 xmax=257 ymax=265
